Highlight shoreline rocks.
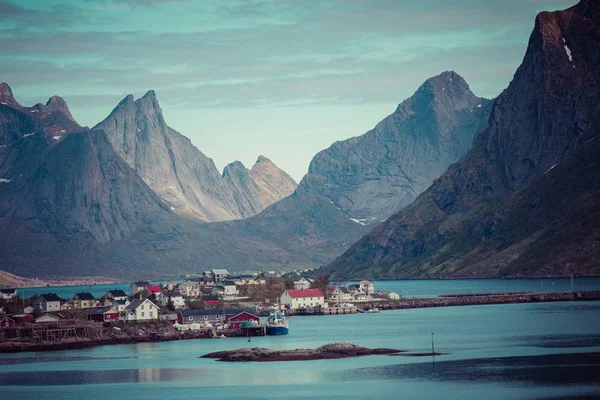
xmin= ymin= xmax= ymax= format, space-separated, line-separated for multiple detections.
xmin=201 ymin=343 xmax=403 ymax=362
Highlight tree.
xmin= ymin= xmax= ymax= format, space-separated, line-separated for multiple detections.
xmin=310 ymin=276 xmax=330 ymax=296
xmin=167 ymin=297 xmax=175 ymax=312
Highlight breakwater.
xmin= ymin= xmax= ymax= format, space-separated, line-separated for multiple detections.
xmin=368 ymin=290 xmax=600 ymax=310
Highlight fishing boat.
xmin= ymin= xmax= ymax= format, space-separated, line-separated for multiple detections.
xmin=265 ymin=311 xmax=289 ymax=335
xmin=365 ymin=308 xmax=380 ymax=313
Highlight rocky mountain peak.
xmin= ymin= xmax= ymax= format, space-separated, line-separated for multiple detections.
xmin=255 ymin=155 xmax=272 ymax=165
xmin=45 ymin=95 xmax=75 ymax=121
xmin=223 ymin=160 xmax=247 ymax=176
xmin=0 ymin=82 xmax=18 ymax=106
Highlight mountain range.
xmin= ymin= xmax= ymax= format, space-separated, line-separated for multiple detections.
xmin=1 ymin=1 xmax=596 ymax=280
xmin=321 ymin=0 xmax=600 ymax=279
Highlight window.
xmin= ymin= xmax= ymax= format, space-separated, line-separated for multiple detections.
xmin=204 ymin=316 xmax=208 ymax=320
xmin=142 ymin=305 xmax=145 ymax=310
xmin=216 ymin=315 xmax=220 ymax=320
xmin=141 ymin=312 xmax=145 ymax=317
xmin=150 ymin=311 xmax=154 ymax=317
xmin=189 ymin=316 xmax=193 ymax=321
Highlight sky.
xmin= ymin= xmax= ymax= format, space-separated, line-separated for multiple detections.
xmin=0 ymin=0 xmax=576 ymax=182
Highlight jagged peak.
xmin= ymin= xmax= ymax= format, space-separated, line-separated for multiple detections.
xmin=255 ymin=155 xmax=273 ymax=165
xmin=0 ymin=82 xmax=19 ymax=106
xmin=142 ymin=89 xmax=156 ymax=100
xmin=45 ymin=95 xmax=75 ymax=121
xmin=418 ymin=71 xmax=470 ymax=95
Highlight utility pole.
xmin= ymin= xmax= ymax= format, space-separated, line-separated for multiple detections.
xmin=431 ymin=332 xmax=435 ymax=354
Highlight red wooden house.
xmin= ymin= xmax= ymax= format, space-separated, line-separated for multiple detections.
xmin=203 ymin=295 xmax=219 ymax=306
xmin=11 ymin=314 xmax=34 ymax=325
xmin=88 ymin=308 xmax=120 ymax=322
xmin=0 ymin=316 xmax=15 ymax=327
xmin=227 ymin=311 xmax=260 ymax=329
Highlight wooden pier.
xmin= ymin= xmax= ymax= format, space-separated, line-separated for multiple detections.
xmin=3 ymin=320 xmax=103 ymax=341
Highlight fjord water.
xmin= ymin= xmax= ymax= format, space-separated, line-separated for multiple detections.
xmin=18 ymin=277 xmax=600 ymax=299
xmin=2 ymin=301 xmax=600 ymax=399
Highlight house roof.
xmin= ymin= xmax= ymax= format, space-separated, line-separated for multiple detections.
xmin=162 ymin=291 xmax=183 ymax=298
xmin=370 ymin=293 xmax=382 ymax=299
xmin=39 ymin=293 xmax=61 ymax=302
xmin=299 ymin=277 xmax=314 ymax=283
xmin=348 ymin=284 xmax=360 ymax=290
xmin=125 ymin=299 xmax=158 ymax=311
xmin=88 ymin=307 xmax=117 ymax=315
xmin=132 ymin=281 xmax=150 ymax=287
xmin=221 ymin=280 xmax=237 ymax=286
xmin=179 ymin=307 xmax=255 ymax=317
xmin=285 ymin=289 xmax=324 ymax=299
xmin=146 ymin=285 xmax=162 ymax=293
xmin=203 ymin=295 xmax=218 ymax=301
xmin=36 ymin=313 xmax=60 ymax=321
xmin=74 ymin=292 xmax=95 ymax=300
xmin=107 ymin=289 xmax=127 ymax=297
xmin=212 ymin=269 xmax=229 ymax=275
xmin=0 ymin=288 xmax=16 ymax=294
xmin=336 ymin=286 xmax=350 ymax=294
xmin=0 ymin=315 xmax=14 ymax=321
xmin=115 ymin=299 xmax=128 ymax=305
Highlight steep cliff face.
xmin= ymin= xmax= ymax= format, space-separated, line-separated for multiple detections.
xmin=300 ymin=71 xmax=491 ymax=223
xmin=95 ymin=93 xmax=295 ymax=221
xmin=322 ymin=0 xmax=600 ymax=279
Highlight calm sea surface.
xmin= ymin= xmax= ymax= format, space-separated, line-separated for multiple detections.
xmin=17 ymin=277 xmax=600 ymax=299
xmin=1 ymin=300 xmax=600 ymax=399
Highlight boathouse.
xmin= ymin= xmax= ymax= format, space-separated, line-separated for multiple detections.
xmin=203 ymin=295 xmax=219 ymax=305
xmin=178 ymin=308 xmax=256 ymax=325
xmin=227 ymin=311 xmax=260 ymax=329
xmin=0 ymin=315 xmax=14 ymax=327
xmin=12 ymin=314 xmax=33 ymax=325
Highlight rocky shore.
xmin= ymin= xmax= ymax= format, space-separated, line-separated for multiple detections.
xmin=201 ymin=343 xmax=402 ymax=362
xmin=363 ymin=290 xmax=600 ymax=311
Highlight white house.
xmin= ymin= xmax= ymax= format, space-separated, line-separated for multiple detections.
xmin=294 ymin=277 xmax=314 ymax=290
xmin=124 ymin=299 xmax=159 ymax=323
xmin=280 ymin=289 xmax=325 ymax=309
xmin=212 ymin=280 xmax=239 ymax=300
xmin=330 ymin=286 xmax=352 ymax=302
xmin=158 ymin=291 xmax=186 ymax=308
xmin=72 ymin=292 xmax=96 ymax=309
xmin=359 ymin=280 xmax=375 ymax=294
xmin=389 ymin=292 xmax=401 ymax=300
xmin=105 ymin=289 xmax=128 ymax=303
xmin=34 ymin=293 xmax=61 ymax=312
xmin=177 ymin=281 xmax=200 ymax=298
xmin=130 ymin=281 xmax=150 ymax=296
xmin=0 ymin=288 xmax=17 ymax=301
xmin=111 ymin=298 xmax=130 ymax=313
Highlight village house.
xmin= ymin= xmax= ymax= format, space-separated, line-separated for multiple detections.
xmin=252 ymin=274 xmax=266 ymax=285
xmin=23 ymin=306 xmax=34 ymax=314
xmin=34 ymin=293 xmax=61 ymax=312
xmin=330 ymin=286 xmax=352 ymax=302
xmin=177 ymin=308 xmax=256 ymax=326
xmin=12 ymin=314 xmax=33 ymax=325
xmin=294 ymin=277 xmax=314 ymax=290
xmin=347 ymin=284 xmax=361 ymax=294
xmin=203 ymin=295 xmax=219 ymax=306
xmin=88 ymin=308 xmax=120 ymax=323
xmin=146 ymin=285 xmax=162 ymax=296
xmin=202 ymin=271 xmax=214 ymax=284
xmin=212 ymin=269 xmax=230 ymax=283
xmin=104 ymin=289 xmax=128 ymax=304
xmin=124 ymin=299 xmax=159 ymax=323
xmin=226 ymin=311 xmax=260 ymax=329
xmin=353 ymin=293 xmax=367 ymax=301
xmin=72 ymin=292 xmax=96 ymax=309
xmin=157 ymin=291 xmax=186 ymax=308
xmin=60 ymin=301 xmax=72 ymax=311
xmin=280 ymin=289 xmax=325 ymax=309
xmin=389 ymin=292 xmax=401 ymax=300
xmin=36 ymin=313 xmax=60 ymax=323
xmin=0 ymin=315 xmax=14 ymax=327
xmin=111 ymin=299 xmax=130 ymax=313
xmin=130 ymin=281 xmax=150 ymax=296
xmin=177 ymin=281 xmax=201 ymax=298
xmin=359 ymin=280 xmax=375 ymax=294
xmin=212 ymin=280 xmax=239 ymax=300
xmin=0 ymin=288 xmax=17 ymax=301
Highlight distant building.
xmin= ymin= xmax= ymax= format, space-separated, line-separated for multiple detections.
xmin=36 ymin=313 xmax=60 ymax=323
xmin=0 ymin=288 xmax=17 ymax=301
xmin=146 ymin=285 xmax=163 ymax=296
xmin=130 ymin=281 xmax=150 ymax=296
xmin=158 ymin=291 xmax=185 ymax=308
xmin=212 ymin=269 xmax=230 ymax=283
xmin=177 ymin=281 xmax=200 ymax=298
xmin=294 ymin=277 xmax=314 ymax=290
xmin=280 ymin=289 xmax=325 ymax=309
xmin=203 ymin=295 xmax=219 ymax=306
xmin=389 ymin=292 xmax=401 ymax=300
xmin=124 ymin=299 xmax=159 ymax=323
xmin=330 ymin=287 xmax=352 ymax=302
xmin=105 ymin=289 xmax=128 ymax=303
xmin=212 ymin=280 xmax=239 ymax=300
xmin=12 ymin=314 xmax=33 ymax=325
xmin=177 ymin=308 xmax=256 ymax=326
xmin=72 ymin=292 xmax=96 ymax=309
xmin=359 ymin=280 xmax=375 ymax=295
xmin=34 ymin=293 xmax=61 ymax=312
xmin=111 ymin=299 xmax=130 ymax=313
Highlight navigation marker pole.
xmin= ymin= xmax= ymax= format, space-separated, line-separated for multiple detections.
xmin=431 ymin=332 xmax=435 ymax=354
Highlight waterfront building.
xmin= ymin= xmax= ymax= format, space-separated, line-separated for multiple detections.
xmin=213 ymin=280 xmax=239 ymax=300
xmin=294 ymin=277 xmax=314 ymax=290
xmin=0 ymin=315 xmax=14 ymax=327
xmin=88 ymin=308 xmax=120 ymax=322
xmin=330 ymin=287 xmax=352 ymax=302
xmin=177 ymin=308 xmax=256 ymax=326
xmin=35 ymin=313 xmax=60 ymax=323
xmin=157 ymin=291 xmax=186 ymax=308
xmin=280 ymin=289 xmax=325 ymax=309
xmin=359 ymin=280 xmax=375 ymax=294
xmin=124 ymin=299 xmax=159 ymax=323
